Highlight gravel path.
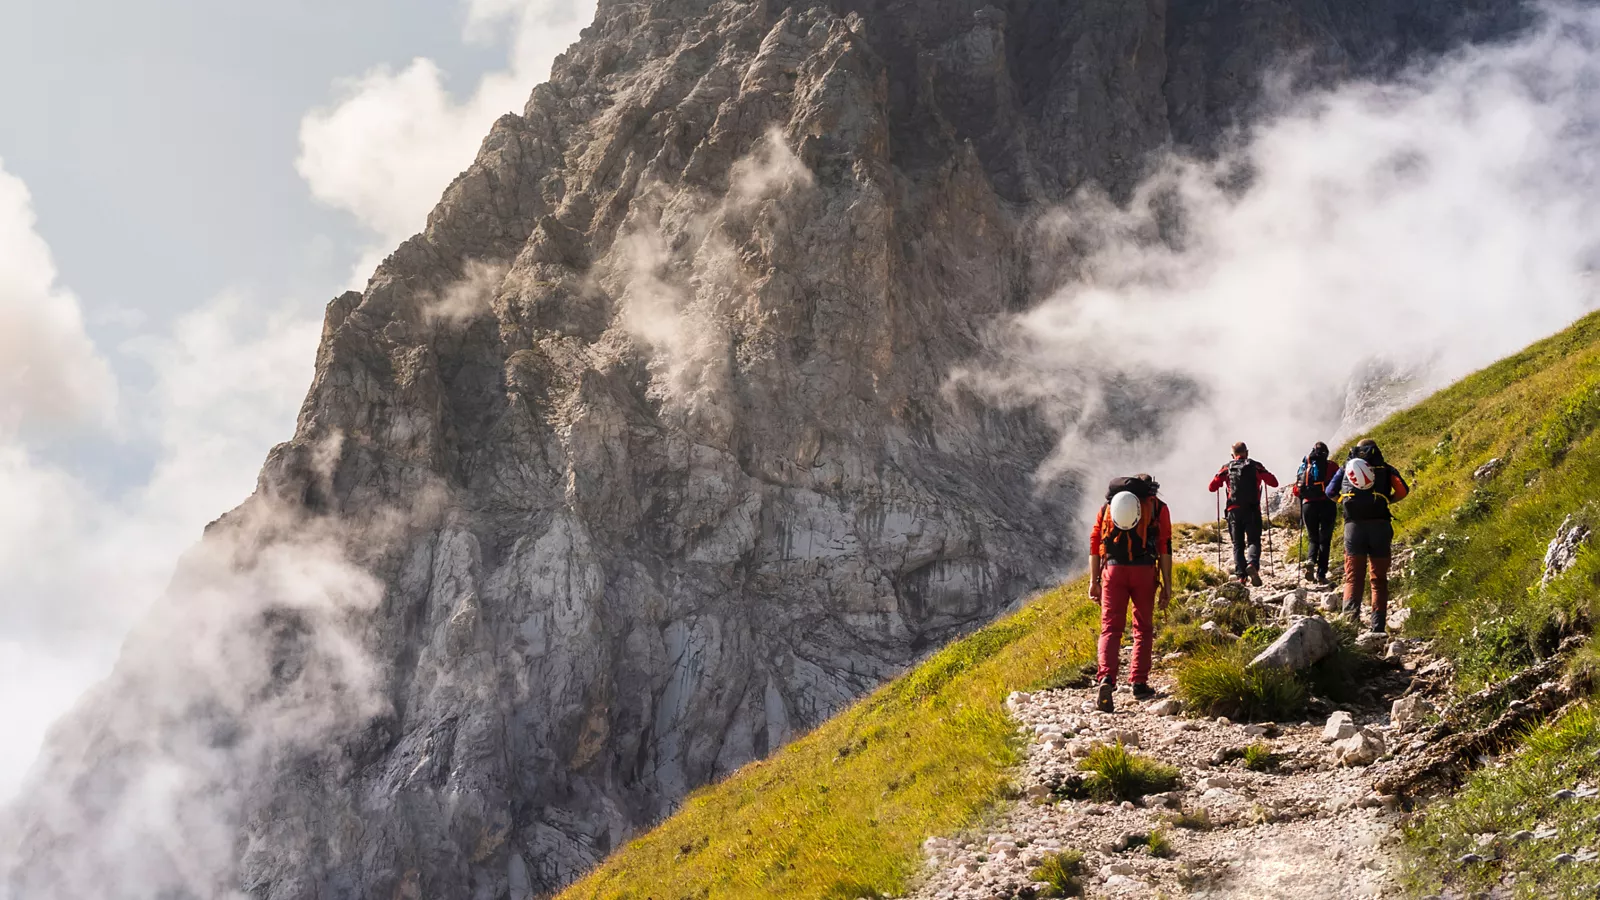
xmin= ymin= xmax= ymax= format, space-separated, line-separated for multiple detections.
xmin=898 ymin=525 xmax=1437 ymax=900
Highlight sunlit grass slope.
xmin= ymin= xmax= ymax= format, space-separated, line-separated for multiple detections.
xmin=1356 ymin=309 xmax=1600 ymax=688
xmin=1328 ymin=309 xmax=1600 ymax=896
xmin=558 ymin=581 xmax=1101 ymax=900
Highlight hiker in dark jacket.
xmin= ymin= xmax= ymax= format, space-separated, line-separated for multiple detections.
xmin=1326 ymin=439 xmax=1410 ymax=634
xmin=1208 ymin=442 xmax=1279 ymax=586
xmin=1292 ymin=442 xmax=1340 ymax=584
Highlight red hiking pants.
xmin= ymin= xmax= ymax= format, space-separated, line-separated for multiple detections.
xmin=1097 ymin=563 xmax=1157 ymax=687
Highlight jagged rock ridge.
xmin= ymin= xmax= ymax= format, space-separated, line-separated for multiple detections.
xmin=3 ymin=1 xmax=1526 ymax=897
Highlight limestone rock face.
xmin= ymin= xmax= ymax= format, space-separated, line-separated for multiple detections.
xmin=2 ymin=1 xmax=1526 ymax=898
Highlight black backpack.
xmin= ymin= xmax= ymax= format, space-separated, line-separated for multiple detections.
xmin=1105 ymin=476 xmax=1156 ymax=502
xmin=1226 ymin=459 xmax=1261 ymax=509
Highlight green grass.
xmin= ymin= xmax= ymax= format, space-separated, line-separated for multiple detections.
xmin=1241 ymin=742 xmax=1279 ymax=772
xmin=1030 ymin=850 xmax=1086 ymax=898
xmin=1173 ymin=558 xmax=1227 ymax=593
xmin=556 ymin=579 xmax=1101 ymax=900
xmin=1355 ymin=311 xmax=1600 ymax=689
xmin=1075 ymin=742 xmax=1181 ymax=802
xmin=1174 ymin=649 xmax=1308 ymax=721
xmin=1399 ymin=704 xmax=1600 ymax=900
xmin=1165 ymin=807 xmax=1214 ymax=831
xmin=1143 ymin=829 xmax=1175 ymax=859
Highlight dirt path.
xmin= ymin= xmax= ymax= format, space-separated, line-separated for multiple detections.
xmin=898 ymin=524 xmax=1437 ymax=900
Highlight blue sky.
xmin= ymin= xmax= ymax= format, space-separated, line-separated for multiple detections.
xmin=0 ymin=0 xmax=592 ymax=797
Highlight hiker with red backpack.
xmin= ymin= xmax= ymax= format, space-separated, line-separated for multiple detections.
xmin=1089 ymin=474 xmax=1173 ymax=714
xmin=1292 ymin=442 xmax=1340 ymax=584
xmin=1326 ymin=439 xmax=1410 ymax=634
xmin=1208 ymin=443 xmax=1279 ymax=587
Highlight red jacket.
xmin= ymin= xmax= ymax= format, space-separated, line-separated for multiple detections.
xmin=1208 ymin=459 xmax=1279 ymax=511
xmin=1090 ymin=501 xmax=1173 ymax=559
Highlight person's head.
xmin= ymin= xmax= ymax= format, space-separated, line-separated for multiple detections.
xmin=1311 ymin=442 xmax=1329 ymax=461
xmin=1232 ymin=442 xmax=1248 ymax=459
xmin=1354 ymin=438 xmax=1381 ymax=461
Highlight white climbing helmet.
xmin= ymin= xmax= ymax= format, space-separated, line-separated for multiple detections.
xmin=1344 ymin=457 xmax=1376 ymax=491
xmin=1109 ymin=491 xmax=1143 ymax=530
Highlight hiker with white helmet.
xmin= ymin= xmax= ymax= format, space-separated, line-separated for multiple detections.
xmin=1325 ymin=439 xmax=1410 ymax=633
xmin=1089 ymin=474 xmax=1173 ymax=713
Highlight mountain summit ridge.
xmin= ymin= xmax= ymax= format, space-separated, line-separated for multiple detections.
xmin=3 ymin=1 xmax=1527 ymax=897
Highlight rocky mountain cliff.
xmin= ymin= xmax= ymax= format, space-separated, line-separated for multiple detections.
xmin=2 ymin=1 xmax=1527 ymax=898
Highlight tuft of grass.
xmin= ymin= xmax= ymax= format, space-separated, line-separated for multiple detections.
xmin=1077 ymin=742 xmax=1181 ymax=802
xmin=1144 ymin=828 xmax=1175 ymax=859
xmin=1241 ymin=742 xmax=1279 ymax=772
xmin=1155 ymin=621 xmax=1227 ymax=656
xmin=1172 ymin=558 xmax=1227 ymax=594
xmin=1030 ymin=850 xmax=1086 ymax=898
xmin=1175 ymin=651 xmax=1307 ymax=722
xmin=557 ymin=580 xmax=1102 ymax=900
xmin=1166 ymin=807 xmax=1214 ymax=831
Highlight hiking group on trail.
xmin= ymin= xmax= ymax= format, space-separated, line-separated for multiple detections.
xmin=1090 ymin=438 xmax=1408 ymax=713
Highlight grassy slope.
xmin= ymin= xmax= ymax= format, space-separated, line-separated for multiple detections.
xmin=1335 ymin=309 xmax=1600 ymax=897
xmin=557 ymin=582 xmax=1102 ymax=900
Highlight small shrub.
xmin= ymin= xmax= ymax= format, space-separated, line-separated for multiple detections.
xmin=1166 ymin=807 xmax=1213 ymax=831
xmin=1172 ymin=559 xmax=1226 ymax=594
xmin=1241 ymin=742 xmax=1278 ymax=772
xmin=1030 ymin=850 xmax=1085 ymax=898
xmin=1144 ymin=829 xmax=1175 ymax=859
xmin=1238 ymin=625 xmax=1284 ymax=653
xmin=1156 ymin=622 xmax=1226 ymax=656
xmin=1208 ymin=598 xmax=1262 ymax=634
xmin=1077 ymin=742 xmax=1181 ymax=801
xmin=1175 ymin=652 xmax=1306 ymax=722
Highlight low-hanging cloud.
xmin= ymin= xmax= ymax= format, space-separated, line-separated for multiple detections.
xmin=0 ymin=160 xmax=115 ymax=432
xmin=296 ymin=0 xmax=595 ymax=284
xmin=0 ymin=159 xmax=328 ymax=801
xmin=955 ymin=4 xmax=1600 ymax=522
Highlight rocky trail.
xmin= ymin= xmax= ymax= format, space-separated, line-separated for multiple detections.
xmin=896 ymin=524 xmax=1454 ymax=900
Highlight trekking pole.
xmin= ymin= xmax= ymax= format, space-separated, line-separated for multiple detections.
xmin=1215 ymin=493 xmax=1224 ymax=574
xmin=1263 ymin=491 xmax=1276 ymax=579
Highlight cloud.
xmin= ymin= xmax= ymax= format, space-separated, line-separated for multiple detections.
xmin=296 ymin=0 xmax=596 ymax=283
xmin=0 ymin=177 xmax=325 ymax=799
xmin=953 ymin=4 xmax=1600 ymax=522
xmin=0 ymin=160 xmax=115 ymax=432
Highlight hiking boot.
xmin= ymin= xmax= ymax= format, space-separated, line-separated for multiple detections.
xmin=1096 ymin=681 xmax=1115 ymax=713
xmin=1131 ymin=683 xmax=1158 ymax=701
xmin=1249 ymin=567 xmax=1263 ymax=587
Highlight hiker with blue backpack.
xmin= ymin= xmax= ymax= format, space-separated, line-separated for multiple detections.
xmin=1292 ymin=442 xmax=1340 ymax=585
xmin=1326 ymin=439 xmax=1410 ymax=634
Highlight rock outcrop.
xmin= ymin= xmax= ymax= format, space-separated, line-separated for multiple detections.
xmin=1 ymin=1 xmax=1529 ymax=898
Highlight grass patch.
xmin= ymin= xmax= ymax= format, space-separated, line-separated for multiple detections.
xmin=1076 ymin=742 xmax=1181 ymax=802
xmin=1175 ymin=650 xmax=1307 ymax=722
xmin=557 ymin=580 xmax=1101 ymax=900
xmin=1166 ymin=807 xmax=1214 ymax=831
xmin=1400 ymin=704 xmax=1600 ymax=899
xmin=1173 ymin=558 xmax=1227 ymax=593
xmin=1143 ymin=829 xmax=1175 ymax=859
xmin=1241 ymin=742 xmax=1279 ymax=772
xmin=1155 ymin=621 xmax=1227 ymax=656
xmin=1030 ymin=850 xmax=1086 ymax=898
